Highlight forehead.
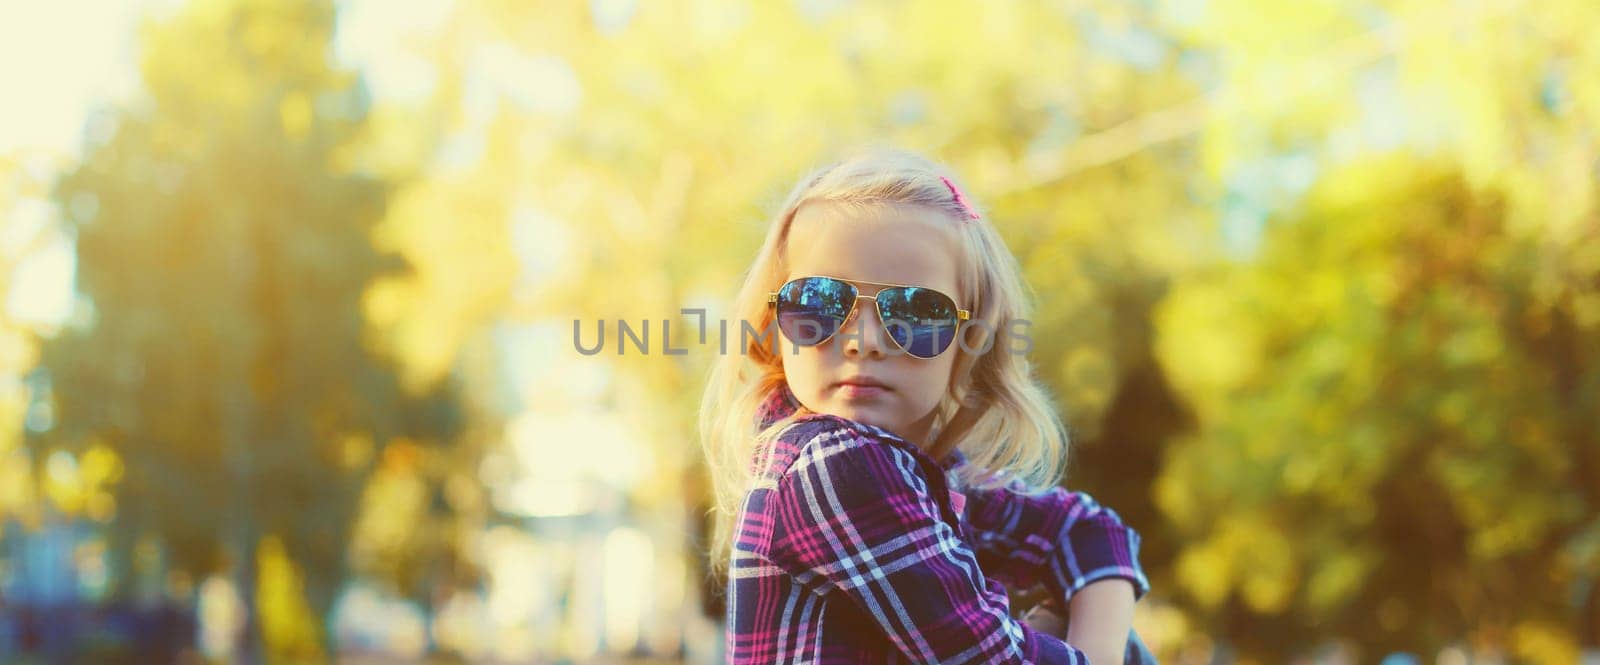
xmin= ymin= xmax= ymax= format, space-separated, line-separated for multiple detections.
xmin=785 ymin=201 xmax=963 ymax=297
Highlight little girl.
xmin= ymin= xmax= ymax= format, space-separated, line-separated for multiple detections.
xmin=700 ymin=147 xmax=1154 ymax=664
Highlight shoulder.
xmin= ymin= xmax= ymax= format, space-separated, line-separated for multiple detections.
xmin=778 ymin=411 xmax=915 ymax=460
xmin=779 ymin=412 xmax=906 ymax=451
xmin=765 ymin=415 xmax=958 ymax=566
xmin=770 ymin=413 xmax=936 ymax=497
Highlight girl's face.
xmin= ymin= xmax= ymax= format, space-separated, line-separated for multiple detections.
xmin=778 ymin=202 xmax=965 ymax=449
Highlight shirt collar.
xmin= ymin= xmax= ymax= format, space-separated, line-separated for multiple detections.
xmin=756 ymin=381 xmax=804 ymax=430
xmin=757 ymin=382 xmax=968 ymax=472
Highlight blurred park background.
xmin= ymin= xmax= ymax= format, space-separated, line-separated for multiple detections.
xmin=1 ymin=0 xmax=1597 ymax=663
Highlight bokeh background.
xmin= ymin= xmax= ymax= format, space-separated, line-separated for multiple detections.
xmin=2 ymin=0 xmax=1598 ymax=663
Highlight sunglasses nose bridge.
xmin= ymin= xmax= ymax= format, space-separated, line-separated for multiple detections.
xmin=842 ymin=293 xmax=884 ymax=325
xmin=836 ymin=294 xmax=895 ymax=358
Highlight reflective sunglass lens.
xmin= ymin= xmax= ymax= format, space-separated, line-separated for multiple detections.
xmin=876 ymin=287 xmax=960 ymax=358
xmin=775 ymin=277 xmax=855 ymax=346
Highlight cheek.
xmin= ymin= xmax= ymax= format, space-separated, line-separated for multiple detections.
xmin=778 ymin=348 xmax=830 ymax=398
xmin=900 ymin=356 xmax=956 ymax=411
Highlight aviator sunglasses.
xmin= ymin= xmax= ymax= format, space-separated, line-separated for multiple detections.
xmin=767 ymin=275 xmax=972 ymax=359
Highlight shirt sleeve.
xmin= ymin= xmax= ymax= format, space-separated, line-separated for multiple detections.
xmin=766 ymin=416 xmax=1088 ymax=665
xmin=960 ymin=475 xmax=1152 ymax=604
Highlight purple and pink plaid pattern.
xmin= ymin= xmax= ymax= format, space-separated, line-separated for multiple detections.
xmin=726 ymin=383 xmax=1150 ymax=664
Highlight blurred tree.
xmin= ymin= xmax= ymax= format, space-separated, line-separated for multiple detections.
xmin=1155 ymin=157 xmax=1599 ymax=660
xmin=1150 ymin=0 xmax=1600 ymax=659
xmin=344 ymin=435 xmax=488 ymax=655
xmin=0 ymin=155 xmax=55 ymax=527
xmin=34 ymin=0 xmax=461 ymax=662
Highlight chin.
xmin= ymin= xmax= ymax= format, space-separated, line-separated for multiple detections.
xmin=829 ymin=404 xmax=892 ymax=428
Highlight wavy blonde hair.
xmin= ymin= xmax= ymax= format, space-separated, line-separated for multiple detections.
xmin=698 ymin=146 xmax=1070 ymax=576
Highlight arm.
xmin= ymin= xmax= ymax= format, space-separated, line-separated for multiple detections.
xmin=1022 ymin=580 xmax=1137 ymax=665
xmin=960 ymin=475 xmax=1149 ymax=661
xmin=961 ymin=478 xmax=1151 ymax=605
xmin=1061 ymin=506 xmax=1144 ymax=665
xmin=1065 ymin=580 xmax=1137 ymax=665
xmin=768 ymin=417 xmax=1087 ymax=665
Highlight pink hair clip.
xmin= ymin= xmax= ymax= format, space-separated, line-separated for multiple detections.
xmin=939 ymin=175 xmax=981 ymax=221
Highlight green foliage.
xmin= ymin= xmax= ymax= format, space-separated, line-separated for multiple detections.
xmin=1156 ymin=156 xmax=1600 ymax=656
xmin=35 ymin=0 xmax=461 ymax=659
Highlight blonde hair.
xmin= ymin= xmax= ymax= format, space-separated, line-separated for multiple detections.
xmin=698 ymin=146 xmax=1070 ymax=576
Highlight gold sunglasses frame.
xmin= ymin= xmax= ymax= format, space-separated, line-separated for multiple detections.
xmin=766 ymin=275 xmax=972 ymax=353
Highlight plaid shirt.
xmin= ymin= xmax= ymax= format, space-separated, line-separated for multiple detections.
xmin=725 ymin=383 xmax=1150 ymax=664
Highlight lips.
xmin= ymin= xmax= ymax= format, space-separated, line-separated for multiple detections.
xmin=834 ymin=376 xmax=891 ymax=390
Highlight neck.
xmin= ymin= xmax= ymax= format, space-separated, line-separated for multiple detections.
xmin=898 ymin=408 xmax=940 ymax=455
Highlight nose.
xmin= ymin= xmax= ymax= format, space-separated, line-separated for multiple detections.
xmin=840 ymin=295 xmax=889 ymax=359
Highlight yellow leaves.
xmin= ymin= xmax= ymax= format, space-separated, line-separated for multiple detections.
xmin=1432 ymin=446 xmax=1584 ymax=561
xmin=138 ymin=0 xmax=353 ymax=143
xmin=361 ymin=278 xmax=407 ymax=330
xmin=1197 ymin=0 xmax=1353 ymax=55
xmin=1432 ymin=388 xmax=1471 ymax=428
xmin=1153 ymin=277 xmax=1261 ymax=419
xmin=1573 ymin=290 xmax=1600 ymax=330
xmin=1301 ymin=154 xmax=1402 ymax=221
xmin=339 ymin=105 xmax=429 ymax=177
xmin=0 ymin=326 xmax=39 ymax=373
xmin=1305 ymin=548 xmax=1372 ymax=614
xmin=1153 ymin=434 xmax=1210 ymax=531
xmin=1059 ymin=345 xmax=1117 ymax=423
xmin=1174 ymin=514 xmax=1299 ymax=614
xmin=238 ymin=0 xmax=316 ymax=66
xmin=258 ymin=534 xmax=325 ymax=662
xmin=1238 ymin=533 xmax=1297 ymax=614
xmin=381 ymin=437 xmax=424 ymax=473
xmin=1437 ymin=315 xmax=1503 ymax=371
xmin=1280 ymin=455 xmax=1318 ymax=495
xmin=1469 ymin=492 xmax=1582 ymax=562
xmin=78 ymin=445 xmax=122 ymax=520
xmin=0 ymin=446 xmax=36 ymax=524
xmin=348 ymin=441 xmax=430 ymax=571
xmin=1130 ymin=601 xmax=1192 ymax=660
xmin=683 ymin=0 xmax=750 ymax=49
xmin=340 ymin=432 xmax=375 ymax=470
xmin=1174 ymin=538 xmax=1231 ymax=610
xmin=365 ymin=176 xmax=519 ymax=393
xmin=1188 ymin=0 xmax=1377 ymax=176
xmin=1361 ymin=262 xmax=1402 ymax=308
xmin=39 ymin=444 xmax=122 ymax=521
xmin=279 ymin=91 xmax=313 ymax=142
xmin=141 ymin=6 xmax=249 ymax=117
xmin=1510 ymin=619 xmax=1579 ymax=665
xmin=41 ymin=452 xmax=81 ymax=513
